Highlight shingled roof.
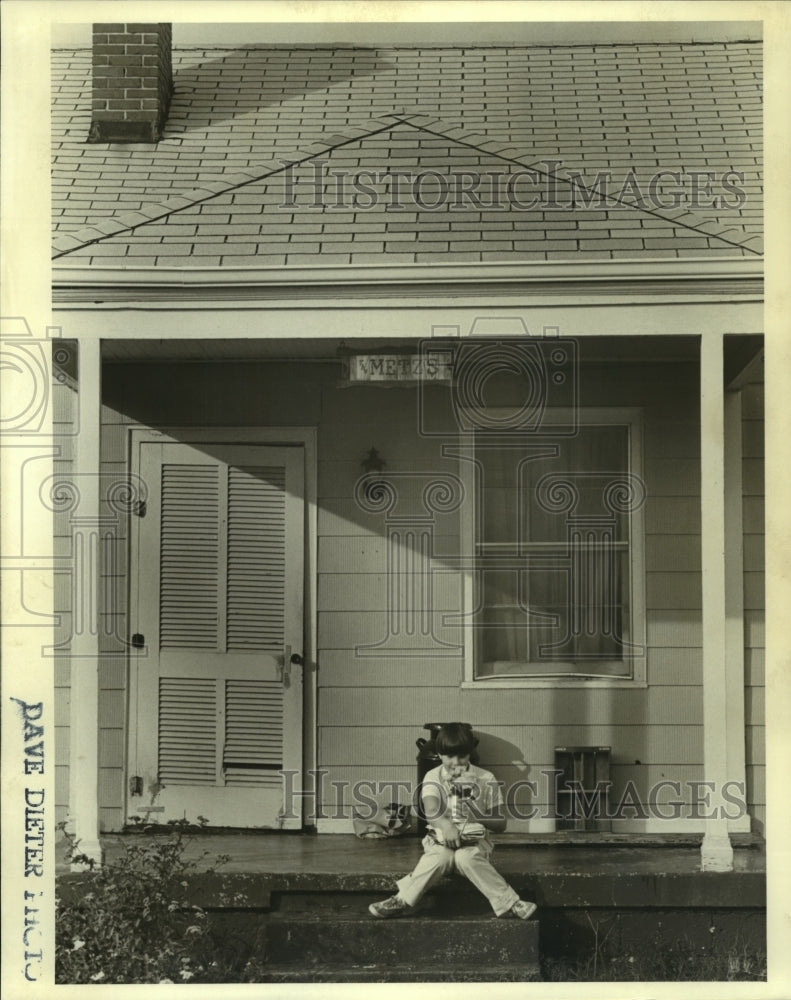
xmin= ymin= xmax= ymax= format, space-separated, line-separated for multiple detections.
xmin=51 ymin=42 xmax=763 ymax=267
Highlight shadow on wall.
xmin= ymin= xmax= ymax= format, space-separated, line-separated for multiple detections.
xmin=472 ymin=731 xmax=532 ymax=816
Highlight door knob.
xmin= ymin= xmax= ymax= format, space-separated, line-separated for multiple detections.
xmin=290 ymin=652 xmax=304 ymax=666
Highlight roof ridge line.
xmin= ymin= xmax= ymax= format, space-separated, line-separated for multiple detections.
xmin=389 ymin=113 xmax=763 ymax=256
xmin=51 ymin=114 xmax=407 ymax=260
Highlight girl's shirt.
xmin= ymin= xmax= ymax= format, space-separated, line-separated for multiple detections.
xmin=420 ymin=763 xmax=504 ymax=844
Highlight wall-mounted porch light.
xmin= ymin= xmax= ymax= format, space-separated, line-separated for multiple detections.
xmin=361 ymin=447 xmax=386 ymax=473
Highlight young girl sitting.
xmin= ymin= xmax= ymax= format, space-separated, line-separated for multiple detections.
xmin=369 ymin=722 xmax=537 ymax=921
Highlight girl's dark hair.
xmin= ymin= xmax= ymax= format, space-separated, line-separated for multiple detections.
xmin=434 ymin=723 xmax=475 ymax=757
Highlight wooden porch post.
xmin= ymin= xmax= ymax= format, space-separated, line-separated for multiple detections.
xmin=700 ymin=332 xmax=734 ymax=870
xmin=67 ymin=338 xmax=103 ymax=866
xmin=724 ymin=386 xmax=749 ymax=833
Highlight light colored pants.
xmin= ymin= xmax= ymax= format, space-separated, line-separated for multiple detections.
xmin=396 ymin=835 xmax=519 ymax=916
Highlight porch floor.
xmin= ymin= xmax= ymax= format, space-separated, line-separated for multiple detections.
xmin=58 ymin=831 xmax=766 ymax=911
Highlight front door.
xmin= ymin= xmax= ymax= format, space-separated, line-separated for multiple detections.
xmin=128 ymin=439 xmax=304 ymax=828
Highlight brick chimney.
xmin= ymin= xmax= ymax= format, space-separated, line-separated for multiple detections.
xmin=89 ymin=23 xmax=173 ymax=143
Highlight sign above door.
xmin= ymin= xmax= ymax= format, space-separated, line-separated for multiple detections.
xmin=342 ymin=351 xmax=453 ymax=385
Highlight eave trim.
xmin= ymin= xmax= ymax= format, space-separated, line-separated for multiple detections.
xmin=52 ymin=257 xmax=764 ymax=306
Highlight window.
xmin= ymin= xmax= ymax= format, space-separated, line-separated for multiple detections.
xmin=464 ymin=409 xmax=646 ymax=685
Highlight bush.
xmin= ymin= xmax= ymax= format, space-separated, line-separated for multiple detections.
xmin=56 ymin=816 xmax=262 ymax=984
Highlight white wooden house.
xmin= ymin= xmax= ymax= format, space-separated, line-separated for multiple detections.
xmin=47 ymin=22 xmax=763 ymax=871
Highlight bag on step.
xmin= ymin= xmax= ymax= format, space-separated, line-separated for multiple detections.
xmin=352 ymin=801 xmax=413 ymax=839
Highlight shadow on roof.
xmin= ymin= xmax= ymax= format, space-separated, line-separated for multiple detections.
xmin=166 ymin=49 xmax=396 ymax=135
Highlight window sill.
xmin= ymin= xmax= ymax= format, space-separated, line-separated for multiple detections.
xmin=462 ymin=676 xmax=647 ymax=690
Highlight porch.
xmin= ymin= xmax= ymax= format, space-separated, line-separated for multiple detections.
xmin=45 ymin=265 xmax=765 ymax=882
xmin=57 ymin=830 xmax=766 ymax=981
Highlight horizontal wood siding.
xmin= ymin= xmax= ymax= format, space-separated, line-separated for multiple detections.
xmin=86 ymin=356 xmax=751 ymax=832
xmin=742 ymin=380 xmax=765 ymax=833
xmin=316 ymin=362 xmax=705 ymax=825
xmin=317 ymin=763 xmax=708 ymax=819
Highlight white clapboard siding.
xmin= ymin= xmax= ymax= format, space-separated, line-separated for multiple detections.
xmin=319 ymin=459 xmax=460 ymax=500
xmin=226 ymin=466 xmax=286 ymax=651
xmin=742 ymin=382 xmax=764 ymax=831
xmin=744 ymin=647 xmax=764 ymax=687
xmin=746 ymin=726 xmax=764 ymax=765
xmin=318 ymin=610 xmax=464 ymax=649
xmin=318 ymin=686 xmax=703 ymax=728
xmin=645 ymin=534 xmax=700 ymax=572
xmin=644 ymin=497 xmax=701 ymax=534
xmin=645 ymin=610 xmax=702 ymax=647
xmin=100 ymin=808 xmax=124 ymax=831
xmin=742 ymin=497 xmax=764 ymax=533
xmin=158 ymin=677 xmax=218 ymax=785
xmin=159 ymin=465 xmax=219 ymax=649
xmin=317 ymin=647 xmax=702 ymax=688
xmin=98 ymin=690 xmax=124 ymax=727
xmin=318 ymin=572 xmax=463 ymax=611
xmin=744 ymin=610 xmax=764 ymax=648
xmin=318 ymin=429 xmax=453 ymax=466
xmin=645 ymin=572 xmax=702 ymax=609
xmin=56 ymin=765 xmax=70 ymax=806
xmin=55 ymin=689 xmax=71 ymax=726
xmin=741 ymin=458 xmax=764 ymax=495
xmin=318 ymin=764 xmax=710 ymax=815
xmin=318 ymin=499 xmax=460 ymax=538
xmin=81 ymin=361 xmax=763 ymax=832
xmin=644 ymin=421 xmax=701 ymax=459
xmin=746 ymin=766 xmax=765 ymax=807
xmin=318 ymin=649 xmax=463 ymax=687
xmin=645 ymin=647 xmax=702 ymax=686
xmin=741 ymin=420 xmax=764 ymax=458
xmin=319 ymin=725 xmax=703 ymax=767
xmin=99 ymin=768 xmax=124 ymax=806
xmin=743 ymin=572 xmax=765 ymax=611
xmin=743 ymin=534 xmax=764 ymax=572
xmin=99 ymin=729 xmax=124 ymax=767
xmin=643 ymin=459 xmax=701 ymax=495
xmin=318 ymin=534 xmax=461 ymax=573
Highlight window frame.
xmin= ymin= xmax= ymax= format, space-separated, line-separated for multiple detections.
xmin=459 ymin=406 xmax=647 ymax=689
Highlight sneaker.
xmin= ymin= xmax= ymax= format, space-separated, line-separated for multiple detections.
xmin=507 ymin=900 xmax=537 ymax=920
xmin=368 ymin=895 xmax=411 ymax=919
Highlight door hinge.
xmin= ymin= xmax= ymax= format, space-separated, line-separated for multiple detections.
xmin=131 ymin=633 xmax=145 ymax=648
xmin=133 ymin=500 xmax=147 ymax=517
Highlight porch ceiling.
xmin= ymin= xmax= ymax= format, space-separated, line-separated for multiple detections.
xmin=98 ymin=334 xmax=760 ymax=367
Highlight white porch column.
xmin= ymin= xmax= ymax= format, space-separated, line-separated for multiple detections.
xmin=724 ymin=387 xmax=749 ymax=833
xmin=67 ymin=338 xmax=103 ymax=866
xmin=699 ymin=332 xmax=734 ymax=870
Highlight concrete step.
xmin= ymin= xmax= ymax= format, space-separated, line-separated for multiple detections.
xmin=264 ymin=911 xmax=538 ymax=981
xmin=273 ymin=887 xmax=497 ymax=916
xmin=258 ymin=965 xmax=542 ymax=983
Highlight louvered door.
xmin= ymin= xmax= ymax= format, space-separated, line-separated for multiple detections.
xmin=130 ymin=441 xmax=303 ymax=828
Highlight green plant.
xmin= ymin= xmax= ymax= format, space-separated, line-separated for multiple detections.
xmin=56 ymin=816 xmax=238 ymax=984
